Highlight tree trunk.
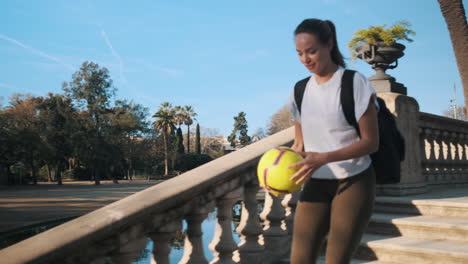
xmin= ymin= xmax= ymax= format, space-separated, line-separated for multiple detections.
xmin=56 ymin=163 xmax=63 ymax=185
xmin=187 ymin=124 xmax=191 ymax=153
xmin=30 ymin=158 xmax=37 ymax=185
xmin=163 ymin=132 xmax=169 ymax=176
xmin=111 ymin=166 xmax=119 ymax=184
xmin=46 ymin=164 xmax=53 ymax=182
xmin=0 ymin=164 xmax=8 ymax=185
xmin=94 ymin=167 xmax=100 ymax=185
xmin=128 ymin=135 xmax=133 ymax=181
xmin=438 ymin=0 xmax=468 ymax=113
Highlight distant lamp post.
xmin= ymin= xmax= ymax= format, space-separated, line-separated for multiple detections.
xmin=450 ymin=83 xmax=458 ymax=119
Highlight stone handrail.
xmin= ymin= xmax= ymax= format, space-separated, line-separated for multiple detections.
xmin=419 ymin=112 xmax=468 ymax=186
xmin=0 ymin=127 xmax=296 ymax=264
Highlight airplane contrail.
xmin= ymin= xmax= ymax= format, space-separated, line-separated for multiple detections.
xmin=0 ymin=33 xmax=75 ymax=71
xmin=100 ymin=29 xmax=127 ymax=84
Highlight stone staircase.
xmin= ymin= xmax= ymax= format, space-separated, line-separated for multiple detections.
xmin=283 ymin=188 xmax=468 ymax=264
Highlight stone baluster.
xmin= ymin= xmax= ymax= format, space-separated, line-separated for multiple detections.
xmin=458 ymin=133 xmax=466 ymax=162
xmin=419 ymin=128 xmax=430 ymax=182
xmin=433 ymin=130 xmax=443 ymax=183
xmin=110 ymin=236 xmax=149 ymax=264
xmin=281 ymin=191 xmax=299 ymax=237
xmin=441 ymin=131 xmax=450 ymax=182
xmin=149 ymin=220 xmax=182 ymax=264
xmin=451 ymin=132 xmax=461 ymax=182
xmin=260 ymin=192 xmax=288 ymax=263
xmin=85 ymin=236 xmax=119 ymax=264
xmin=235 ymin=181 xmax=265 ymax=264
xmin=180 ymin=203 xmax=214 ymax=264
xmin=459 ymin=132 xmax=467 ymax=182
xmin=460 ymin=134 xmax=467 ymax=182
xmin=209 ymin=188 xmax=242 ymax=264
xmin=425 ymin=128 xmax=437 ymax=183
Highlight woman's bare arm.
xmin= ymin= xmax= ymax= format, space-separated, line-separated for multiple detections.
xmin=291 ymin=121 xmax=304 ymax=152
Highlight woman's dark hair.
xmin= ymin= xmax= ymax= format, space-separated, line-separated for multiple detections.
xmin=294 ymin=19 xmax=346 ymax=68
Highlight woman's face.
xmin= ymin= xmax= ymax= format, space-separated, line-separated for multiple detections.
xmin=295 ymin=32 xmax=333 ymax=74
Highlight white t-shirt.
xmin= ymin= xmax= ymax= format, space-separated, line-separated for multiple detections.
xmin=287 ymin=68 xmax=378 ymax=180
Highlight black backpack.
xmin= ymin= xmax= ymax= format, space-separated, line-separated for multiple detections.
xmin=293 ymin=69 xmax=405 ymax=184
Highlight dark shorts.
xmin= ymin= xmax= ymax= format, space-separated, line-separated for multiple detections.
xmin=299 ymin=165 xmax=375 ymax=203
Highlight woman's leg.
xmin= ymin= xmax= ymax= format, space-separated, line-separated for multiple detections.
xmin=325 ymin=167 xmax=376 ymax=264
xmin=290 ymin=201 xmax=331 ymax=264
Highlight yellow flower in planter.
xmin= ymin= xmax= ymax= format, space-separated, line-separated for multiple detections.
xmin=348 ymin=20 xmax=416 ymax=60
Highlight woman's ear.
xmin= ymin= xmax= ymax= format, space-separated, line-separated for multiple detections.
xmin=327 ymin=39 xmax=334 ymax=51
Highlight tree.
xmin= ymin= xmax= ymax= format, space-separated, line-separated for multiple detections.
xmin=183 ymin=105 xmax=197 ymax=153
xmin=37 ymin=93 xmax=79 ymax=185
xmin=176 ymin=127 xmax=185 ymax=154
xmin=228 ymin=112 xmax=251 ymax=148
xmin=252 ymin=127 xmax=267 ymax=140
xmin=62 ymin=61 xmax=115 ymax=185
xmin=176 ymin=153 xmax=213 ymax=172
xmin=438 ymin=0 xmax=468 ymax=114
xmin=4 ymin=94 xmax=44 ymax=184
xmin=110 ymin=99 xmax=150 ymax=180
xmin=0 ymin=109 xmax=15 ymax=184
xmin=173 ymin=106 xmax=186 ymax=155
xmin=267 ymin=105 xmax=294 ymax=135
xmin=442 ymin=105 xmax=468 ymax=120
xmin=153 ymin=102 xmax=176 ymax=176
xmin=195 ymin=123 xmax=201 ymax=154
xmin=199 ymin=127 xmax=224 ymax=158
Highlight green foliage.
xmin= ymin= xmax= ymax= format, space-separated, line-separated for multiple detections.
xmin=64 ymin=166 xmax=92 ymax=181
xmin=61 ymin=61 xmax=117 ymax=184
xmin=176 ymin=153 xmax=213 ymax=172
xmin=228 ymin=112 xmax=251 ymax=148
xmin=348 ymin=20 xmax=415 ymax=59
xmin=153 ymin=102 xmax=176 ymax=135
xmin=153 ymin=102 xmax=177 ymax=176
xmin=183 ymin=105 xmax=197 ymax=153
xmin=0 ymin=60 xmax=208 ymax=184
xmin=176 ymin=127 xmax=185 ymax=154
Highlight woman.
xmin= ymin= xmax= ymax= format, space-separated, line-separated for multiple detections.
xmin=286 ymin=18 xmax=379 ymax=264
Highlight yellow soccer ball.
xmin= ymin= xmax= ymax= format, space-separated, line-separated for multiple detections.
xmin=257 ymin=146 xmax=304 ymax=196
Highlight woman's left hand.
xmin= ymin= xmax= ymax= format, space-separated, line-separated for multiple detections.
xmin=288 ymin=151 xmax=328 ymax=185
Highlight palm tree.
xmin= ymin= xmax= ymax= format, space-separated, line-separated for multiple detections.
xmin=183 ymin=105 xmax=197 ymax=153
xmin=153 ymin=102 xmax=176 ymax=176
xmin=173 ymin=105 xmax=186 ymax=154
xmin=173 ymin=105 xmax=185 ymax=128
xmin=438 ymin=0 xmax=468 ymax=114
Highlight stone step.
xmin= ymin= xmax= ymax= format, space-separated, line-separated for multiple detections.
xmin=374 ymin=196 xmax=468 ymax=218
xmin=367 ymin=213 xmax=468 ymax=242
xmin=354 ymin=233 xmax=468 ymax=264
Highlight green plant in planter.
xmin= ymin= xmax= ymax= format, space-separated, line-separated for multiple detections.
xmin=348 ymin=20 xmax=415 ymax=59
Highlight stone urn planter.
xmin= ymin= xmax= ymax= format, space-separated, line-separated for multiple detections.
xmin=354 ymin=41 xmax=407 ymax=94
xmin=355 ymin=41 xmax=406 ymax=82
xmin=348 ymin=21 xmax=414 ymax=94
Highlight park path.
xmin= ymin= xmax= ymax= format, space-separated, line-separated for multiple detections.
xmin=0 ymin=180 xmax=160 ymax=234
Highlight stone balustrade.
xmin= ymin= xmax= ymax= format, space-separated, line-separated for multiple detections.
xmin=2 ymin=95 xmax=468 ymax=263
xmin=419 ymin=112 xmax=468 ymax=186
xmin=0 ymin=127 xmax=296 ymax=264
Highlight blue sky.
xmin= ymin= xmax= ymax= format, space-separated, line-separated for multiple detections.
xmin=1 ymin=0 xmax=466 ymax=137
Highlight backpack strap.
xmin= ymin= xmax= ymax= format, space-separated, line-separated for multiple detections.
xmin=340 ymin=70 xmax=360 ymax=137
xmin=294 ymin=76 xmax=311 ymax=114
